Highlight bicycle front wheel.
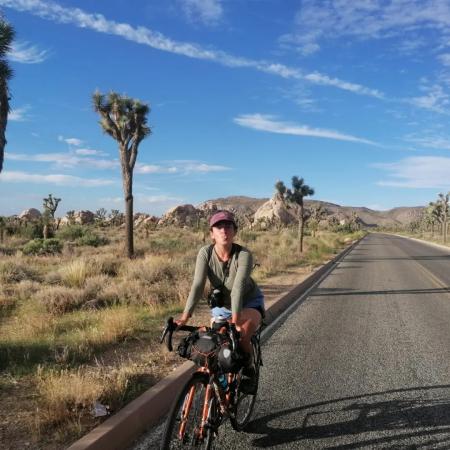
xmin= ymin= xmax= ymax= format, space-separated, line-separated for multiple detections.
xmin=230 ymin=338 xmax=261 ymax=431
xmin=160 ymin=373 xmax=216 ymax=450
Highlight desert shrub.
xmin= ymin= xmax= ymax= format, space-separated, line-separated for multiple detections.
xmin=23 ymin=238 xmax=62 ymax=256
xmin=0 ymin=246 xmax=15 ymax=255
xmin=21 ymin=221 xmax=44 ymax=239
xmin=56 ymin=225 xmax=86 ymax=241
xmin=59 ymin=259 xmax=89 ymax=288
xmin=123 ymin=256 xmax=178 ymax=284
xmin=77 ymin=232 xmax=108 ymax=247
xmin=14 ymin=280 xmax=41 ymax=301
xmin=239 ymin=229 xmax=259 ymax=243
xmin=90 ymin=255 xmax=122 ymax=277
xmin=36 ymin=366 xmax=105 ymax=429
xmin=35 ymin=362 xmax=151 ymax=432
xmin=36 ymin=286 xmax=85 ymax=314
xmin=0 ymin=260 xmax=40 ymax=283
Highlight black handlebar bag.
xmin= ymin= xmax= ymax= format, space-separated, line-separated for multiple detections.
xmin=178 ymin=330 xmax=226 ymax=369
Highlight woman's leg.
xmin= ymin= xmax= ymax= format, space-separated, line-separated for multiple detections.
xmin=235 ymin=307 xmax=261 ymax=354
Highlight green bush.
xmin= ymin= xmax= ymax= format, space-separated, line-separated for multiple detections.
xmin=77 ymin=233 xmax=108 ymax=247
xmin=23 ymin=238 xmax=63 ymax=255
xmin=21 ymin=222 xmax=44 ymax=239
xmin=56 ymin=225 xmax=86 ymax=240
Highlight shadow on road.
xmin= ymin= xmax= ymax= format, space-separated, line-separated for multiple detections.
xmin=247 ymin=385 xmax=450 ymax=448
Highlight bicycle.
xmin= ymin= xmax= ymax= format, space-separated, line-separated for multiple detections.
xmin=159 ymin=316 xmax=263 ymax=449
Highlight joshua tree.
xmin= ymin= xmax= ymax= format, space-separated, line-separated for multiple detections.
xmin=0 ymin=19 xmax=13 ymax=173
xmin=109 ymin=209 xmax=123 ymax=227
xmin=93 ymin=91 xmax=151 ymax=258
xmin=42 ymin=194 xmax=61 ymax=238
xmin=437 ymin=193 xmax=450 ymax=243
xmin=284 ymin=176 xmax=314 ymax=253
xmin=66 ymin=210 xmax=76 ymax=225
xmin=95 ymin=207 xmax=107 ymax=225
xmin=43 ymin=194 xmax=61 ymax=219
xmin=274 ymin=180 xmax=287 ymax=199
xmin=309 ymin=204 xmax=327 ymax=237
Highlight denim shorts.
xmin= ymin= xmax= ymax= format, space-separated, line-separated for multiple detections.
xmin=211 ymin=291 xmax=265 ymax=320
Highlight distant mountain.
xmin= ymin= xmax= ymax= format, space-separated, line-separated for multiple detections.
xmin=197 ymin=196 xmax=424 ymax=228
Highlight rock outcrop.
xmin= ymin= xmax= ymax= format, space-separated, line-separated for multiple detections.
xmin=75 ymin=210 xmax=95 ymax=225
xmin=19 ymin=208 xmax=41 ymax=221
xmin=253 ymin=194 xmax=298 ymax=228
xmin=158 ymin=204 xmax=200 ymax=227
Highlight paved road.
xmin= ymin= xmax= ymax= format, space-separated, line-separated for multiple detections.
xmin=134 ymin=233 xmax=450 ymax=449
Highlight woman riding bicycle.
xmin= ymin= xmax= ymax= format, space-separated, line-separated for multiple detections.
xmin=175 ymin=210 xmax=264 ymax=391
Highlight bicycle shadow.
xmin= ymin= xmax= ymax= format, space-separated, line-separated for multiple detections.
xmin=246 ymin=385 xmax=450 ymax=448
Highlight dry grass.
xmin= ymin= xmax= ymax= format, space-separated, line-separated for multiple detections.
xmin=59 ymin=259 xmax=89 ymax=288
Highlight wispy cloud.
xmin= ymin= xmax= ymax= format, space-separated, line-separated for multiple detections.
xmin=437 ymin=53 xmax=450 ymax=66
xmin=58 ymin=135 xmax=83 ymax=146
xmin=405 ymin=134 xmax=450 ymax=151
xmin=0 ymin=0 xmax=384 ymax=98
xmin=282 ymin=0 xmax=450 ymax=56
xmin=178 ymin=0 xmax=223 ymax=26
xmin=233 ymin=113 xmax=377 ymax=145
xmin=0 ymin=170 xmax=113 ymax=186
xmin=9 ymin=106 xmax=30 ymax=121
xmin=136 ymin=163 xmax=178 ymax=174
xmin=101 ymin=193 xmax=183 ymax=214
xmin=8 ymin=40 xmax=49 ymax=63
xmin=408 ymin=83 xmax=450 ymax=114
xmin=374 ymin=156 xmax=450 ymax=188
xmin=7 ymin=150 xmax=230 ymax=174
xmin=6 ymin=151 xmax=118 ymax=169
xmin=74 ymin=148 xmax=107 ymax=156
xmin=135 ymin=160 xmax=231 ymax=174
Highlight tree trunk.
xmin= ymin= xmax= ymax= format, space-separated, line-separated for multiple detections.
xmin=299 ymin=204 xmax=304 ymax=253
xmin=43 ymin=224 xmax=49 ymax=240
xmin=124 ymin=170 xmax=134 ymax=258
xmin=0 ymin=81 xmax=8 ymax=173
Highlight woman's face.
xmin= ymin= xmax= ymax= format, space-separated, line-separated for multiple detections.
xmin=210 ymin=220 xmax=236 ymax=246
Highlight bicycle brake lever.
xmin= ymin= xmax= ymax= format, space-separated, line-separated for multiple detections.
xmin=160 ymin=317 xmax=176 ymax=351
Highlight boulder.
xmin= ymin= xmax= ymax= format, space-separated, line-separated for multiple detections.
xmin=74 ymin=210 xmax=95 ymax=225
xmin=253 ymin=194 xmax=298 ymax=227
xmin=19 ymin=208 xmax=41 ymax=221
xmin=134 ymin=213 xmax=159 ymax=228
xmin=158 ymin=204 xmax=199 ymax=227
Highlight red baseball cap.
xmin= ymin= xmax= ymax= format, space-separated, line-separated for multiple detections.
xmin=209 ymin=210 xmax=237 ymax=228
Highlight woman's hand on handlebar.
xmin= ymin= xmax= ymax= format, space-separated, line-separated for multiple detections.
xmin=175 ymin=312 xmax=190 ymax=329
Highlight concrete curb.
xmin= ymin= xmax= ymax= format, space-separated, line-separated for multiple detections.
xmin=67 ymin=236 xmax=364 ymax=450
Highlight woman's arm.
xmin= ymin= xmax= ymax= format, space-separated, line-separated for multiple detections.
xmin=179 ymin=247 xmax=209 ymax=323
xmin=230 ymin=248 xmax=253 ymax=321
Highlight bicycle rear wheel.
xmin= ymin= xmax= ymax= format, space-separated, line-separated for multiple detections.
xmin=230 ymin=337 xmax=261 ymax=431
xmin=160 ymin=373 xmax=216 ymax=449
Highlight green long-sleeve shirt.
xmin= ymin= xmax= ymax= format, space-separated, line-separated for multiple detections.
xmin=184 ymin=244 xmax=260 ymax=316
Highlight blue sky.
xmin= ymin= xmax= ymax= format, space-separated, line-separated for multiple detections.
xmin=2 ymin=0 xmax=450 ymax=216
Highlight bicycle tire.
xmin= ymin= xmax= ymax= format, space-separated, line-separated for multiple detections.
xmin=160 ymin=373 xmax=216 ymax=450
xmin=230 ymin=337 xmax=261 ymax=431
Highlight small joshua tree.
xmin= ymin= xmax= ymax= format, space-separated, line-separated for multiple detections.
xmin=276 ymin=176 xmax=314 ymax=253
xmin=42 ymin=194 xmax=61 ymax=239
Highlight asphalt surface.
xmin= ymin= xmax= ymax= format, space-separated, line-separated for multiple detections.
xmin=133 ymin=233 xmax=450 ymax=449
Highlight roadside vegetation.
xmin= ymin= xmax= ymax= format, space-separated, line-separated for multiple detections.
xmin=0 ymin=219 xmax=364 ymax=449
xmin=381 ymin=191 xmax=450 ymax=247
